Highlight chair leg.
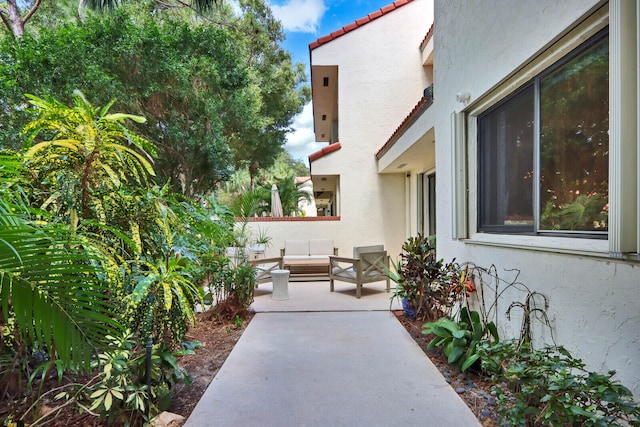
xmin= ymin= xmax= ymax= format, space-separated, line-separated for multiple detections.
xmin=356 ymin=283 xmax=361 ymax=299
xmin=385 ymin=278 xmax=390 ymax=293
xmin=330 ymin=278 xmax=334 ymax=292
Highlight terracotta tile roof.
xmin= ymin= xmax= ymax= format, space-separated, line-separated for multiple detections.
xmin=375 ymin=95 xmax=433 ymax=159
xmin=420 ymin=23 xmax=434 ymax=51
xmin=294 ymin=176 xmax=311 ymax=184
xmin=308 ymin=142 xmax=342 ymax=163
xmin=309 ymin=0 xmax=414 ymax=50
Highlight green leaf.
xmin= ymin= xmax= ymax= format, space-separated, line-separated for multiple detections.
xmin=461 ymin=353 xmax=480 ymax=372
xmin=448 ymin=345 xmax=464 ymax=364
xmin=569 ymin=405 xmax=593 ymax=417
xmin=102 ymin=113 xmax=147 ymax=123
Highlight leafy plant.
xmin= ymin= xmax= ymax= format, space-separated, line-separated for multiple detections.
xmin=389 ymin=234 xmax=468 ymax=321
xmin=203 ymin=254 xmax=256 ymax=320
xmin=480 ymin=341 xmax=640 ymax=426
xmin=0 ymin=222 xmax=123 ymax=372
xmin=85 ymin=330 xmax=194 ymax=424
xmin=127 ymin=255 xmax=202 ymax=344
xmin=422 ymin=307 xmax=498 ymax=372
xmin=22 ymin=90 xmax=156 ymax=222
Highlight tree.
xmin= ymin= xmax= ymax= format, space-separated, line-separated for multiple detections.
xmin=0 ymin=0 xmax=219 ymax=38
xmin=229 ymin=0 xmax=310 ymax=186
xmin=0 ymin=0 xmax=42 ymax=38
xmin=0 ymin=1 xmax=308 ymax=196
xmin=269 ymin=175 xmax=311 ymax=216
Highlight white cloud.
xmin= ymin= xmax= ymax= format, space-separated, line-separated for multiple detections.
xmin=269 ymin=0 xmax=327 ymax=33
xmin=285 ymin=102 xmax=325 ymax=162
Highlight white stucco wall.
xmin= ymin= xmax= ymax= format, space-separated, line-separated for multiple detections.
xmin=310 ymin=0 xmax=434 ymax=260
xmin=434 ymin=0 xmax=640 ymax=396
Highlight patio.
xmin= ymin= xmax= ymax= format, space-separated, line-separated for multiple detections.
xmin=252 ymin=278 xmax=401 ymax=312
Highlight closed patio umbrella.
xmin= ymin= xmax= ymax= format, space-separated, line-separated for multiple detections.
xmin=271 ymin=184 xmax=283 ymax=217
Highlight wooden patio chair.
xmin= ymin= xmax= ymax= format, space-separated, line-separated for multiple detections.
xmin=249 ymin=257 xmax=284 ymax=285
xmin=329 ymin=245 xmax=390 ymax=298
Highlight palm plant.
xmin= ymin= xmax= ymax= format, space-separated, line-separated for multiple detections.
xmin=269 ymin=175 xmax=311 ymax=216
xmin=0 ymin=155 xmax=123 ymax=372
xmin=0 ymin=223 xmax=124 ymax=370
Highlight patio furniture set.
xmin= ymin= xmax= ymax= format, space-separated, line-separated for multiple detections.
xmin=249 ymin=239 xmax=390 ymax=299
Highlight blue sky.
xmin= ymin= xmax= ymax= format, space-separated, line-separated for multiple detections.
xmin=266 ymin=0 xmax=398 ymax=162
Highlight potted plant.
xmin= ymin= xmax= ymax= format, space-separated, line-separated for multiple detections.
xmin=248 ymin=227 xmax=272 ymax=257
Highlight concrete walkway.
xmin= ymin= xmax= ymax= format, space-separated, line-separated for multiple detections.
xmin=184 ymin=280 xmax=481 ymax=426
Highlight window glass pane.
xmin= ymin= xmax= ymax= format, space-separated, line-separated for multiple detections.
xmin=478 ymin=86 xmax=534 ymax=231
xmin=539 ymin=36 xmax=609 ymax=232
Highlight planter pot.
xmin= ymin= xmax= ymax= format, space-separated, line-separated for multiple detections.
xmin=402 ymin=298 xmax=417 ymax=320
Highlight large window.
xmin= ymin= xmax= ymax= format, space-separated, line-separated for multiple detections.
xmin=478 ymin=30 xmax=609 ymax=236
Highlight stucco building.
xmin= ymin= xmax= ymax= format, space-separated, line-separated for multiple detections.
xmin=376 ymin=0 xmax=639 ymax=396
xmin=250 ymin=0 xmax=639 ymax=396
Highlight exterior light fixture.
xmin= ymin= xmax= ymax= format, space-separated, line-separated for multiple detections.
xmin=456 ymin=92 xmax=471 ymax=104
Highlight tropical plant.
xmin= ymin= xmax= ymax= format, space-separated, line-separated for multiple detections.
xmin=126 ymin=254 xmax=202 ymax=344
xmin=0 ymin=221 xmax=123 ymax=373
xmin=50 ymin=330 xmax=197 ymax=425
xmin=422 ymin=306 xmax=499 ymax=372
xmin=0 ymin=4 xmax=308 ymax=195
xmin=202 ymin=254 xmax=256 ymax=320
xmin=22 ymin=90 xmax=156 ymax=222
xmin=268 ymin=175 xmax=311 ymax=217
xmin=388 ymin=234 xmax=469 ymax=321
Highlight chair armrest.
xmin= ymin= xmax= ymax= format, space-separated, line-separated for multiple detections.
xmin=249 ymin=257 xmax=283 ymax=268
xmin=329 ymin=255 xmax=360 ymax=269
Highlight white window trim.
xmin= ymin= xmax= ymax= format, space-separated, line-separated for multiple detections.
xmin=455 ymin=2 xmax=640 ymax=260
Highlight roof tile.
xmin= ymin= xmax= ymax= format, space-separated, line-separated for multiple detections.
xmin=309 ymin=0 xmax=414 ymax=50
xmin=376 ymin=96 xmax=432 ymax=159
xmin=308 ymin=142 xmax=342 ymax=163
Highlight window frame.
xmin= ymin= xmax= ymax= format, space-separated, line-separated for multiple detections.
xmin=460 ymin=4 xmax=626 ymax=257
xmin=476 ymin=29 xmax=609 ymax=237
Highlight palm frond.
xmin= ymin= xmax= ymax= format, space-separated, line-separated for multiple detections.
xmin=0 ymin=224 xmax=123 ymax=371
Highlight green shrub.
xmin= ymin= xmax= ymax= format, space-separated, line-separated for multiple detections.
xmin=389 ymin=234 xmax=469 ymax=321
xmin=422 ymin=307 xmax=498 ymax=371
xmin=479 ymin=341 xmax=640 ymax=426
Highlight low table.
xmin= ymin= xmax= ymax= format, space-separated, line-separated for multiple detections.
xmin=271 ymin=269 xmax=290 ymax=300
xmin=282 ymin=259 xmax=331 ymax=281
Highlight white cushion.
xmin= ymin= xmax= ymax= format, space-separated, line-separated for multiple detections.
xmin=284 ymin=240 xmax=309 ymax=255
xmin=309 ymin=239 xmax=334 ymax=255
xmin=353 ymin=245 xmax=384 ymax=258
xmin=307 ymin=255 xmax=330 ymax=262
xmin=332 ymin=267 xmax=357 ymax=279
xmin=283 ymin=255 xmax=311 ymax=263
